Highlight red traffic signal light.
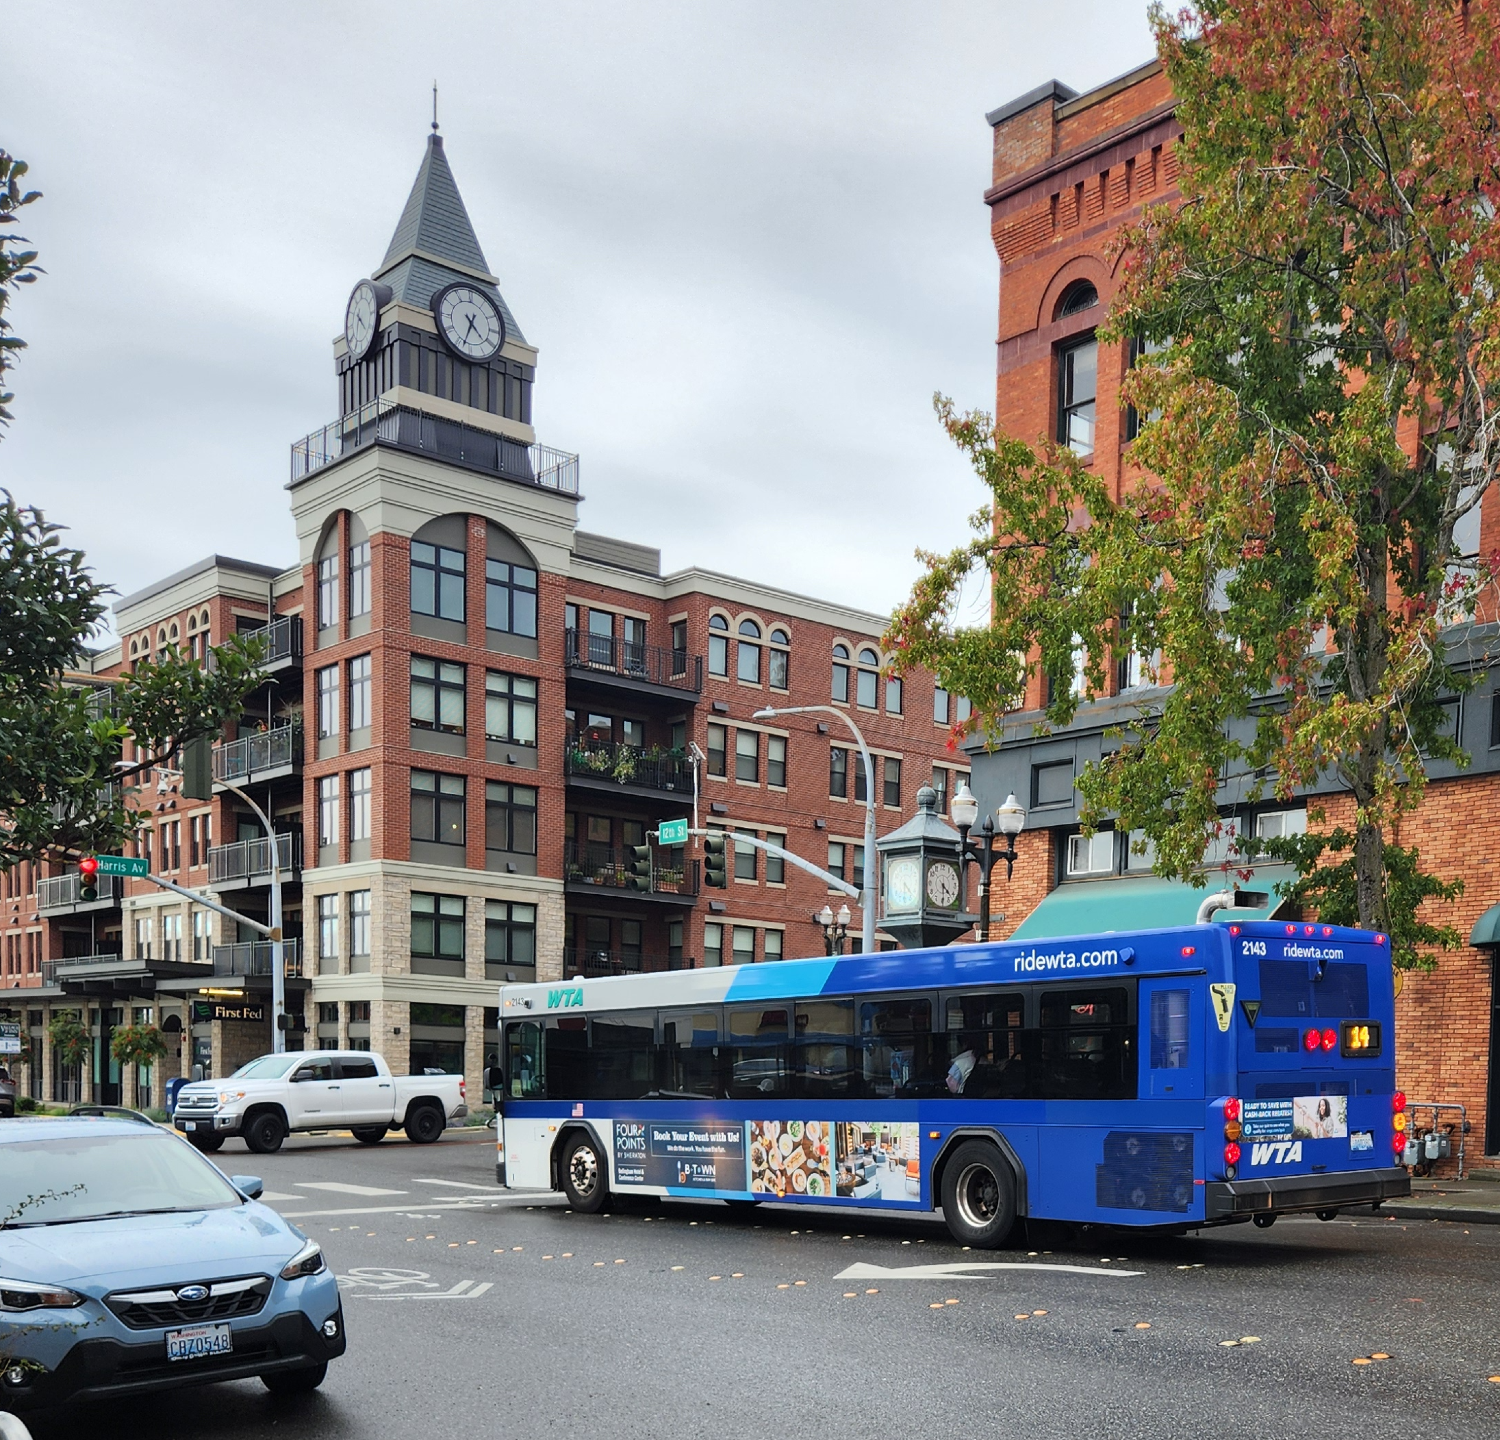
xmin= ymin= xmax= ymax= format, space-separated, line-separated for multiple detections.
xmin=79 ymin=856 xmax=99 ymax=877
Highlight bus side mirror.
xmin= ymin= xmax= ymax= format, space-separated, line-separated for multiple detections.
xmin=485 ymin=1066 xmax=503 ymax=1092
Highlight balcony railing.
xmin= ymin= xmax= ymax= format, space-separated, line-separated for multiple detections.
xmin=290 ymin=399 xmax=580 ymax=495
xmin=212 ymin=939 xmax=303 ymax=979
xmin=564 ymin=841 xmax=699 ymax=898
xmin=214 ymin=724 xmax=303 ymax=785
xmin=564 ymin=740 xmax=694 ymax=793
xmin=208 ymin=830 xmax=302 ymax=887
xmin=42 ymin=953 xmax=125 ymax=986
xmin=564 ymin=630 xmax=703 ymax=693
xmin=572 ymin=949 xmax=684 ymax=979
xmin=37 ymin=872 xmax=120 ymax=914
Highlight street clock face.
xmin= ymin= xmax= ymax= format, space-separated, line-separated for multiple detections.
xmin=884 ymin=855 xmax=921 ymax=914
xmin=433 ymin=283 xmax=504 ymax=361
xmin=925 ymin=860 xmax=962 ymax=910
xmin=344 ymin=281 xmax=380 ymax=362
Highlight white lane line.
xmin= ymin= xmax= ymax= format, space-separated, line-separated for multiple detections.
xmin=258 ymin=1191 xmax=301 ymax=1203
xmin=272 ymin=1200 xmax=487 ymax=1218
xmin=835 ymin=1262 xmax=1144 ymax=1280
xmin=413 ymin=1178 xmax=494 ymax=1190
xmin=293 ymin=1182 xmax=408 ymax=1196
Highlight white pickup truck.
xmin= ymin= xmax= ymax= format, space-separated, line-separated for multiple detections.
xmin=172 ymin=1049 xmax=468 ymax=1154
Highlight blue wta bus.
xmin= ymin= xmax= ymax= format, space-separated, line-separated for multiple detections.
xmin=491 ymin=918 xmax=1410 ymax=1245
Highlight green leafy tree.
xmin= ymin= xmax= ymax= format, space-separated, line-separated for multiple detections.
xmin=46 ymin=1013 xmax=91 ymax=1069
xmin=889 ymin=0 xmax=1500 ymax=968
xmin=0 ymin=148 xmax=41 ymax=432
xmin=110 ymin=1023 xmax=168 ymax=1069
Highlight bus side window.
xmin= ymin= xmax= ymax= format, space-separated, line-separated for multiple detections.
xmin=943 ymin=991 xmax=1027 ymax=1098
xmin=858 ymin=998 xmax=936 ymax=1098
xmin=796 ymin=998 xmax=854 ymax=1098
xmin=727 ymin=1006 xmax=790 ymax=1098
xmin=661 ymin=1009 xmax=721 ymax=1098
xmin=1149 ymin=990 xmax=1190 ymax=1070
xmin=591 ymin=1012 xmax=657 ymax=1100
xmin=506 ymin=1021 xmax=545 ymax=1099
xmin=544 ymin=1016 xmax=590 ymax=1100
xmin=1037 ymin=988 xmax=1135 ymax=1100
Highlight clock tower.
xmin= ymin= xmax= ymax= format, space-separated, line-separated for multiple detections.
xmin=875 ymin=786 xmax=976 ymax=950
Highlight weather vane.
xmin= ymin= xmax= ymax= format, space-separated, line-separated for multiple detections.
xmin=432 ymin=82 xmax=439 ymax=134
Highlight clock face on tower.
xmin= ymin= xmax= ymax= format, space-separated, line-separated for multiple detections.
xmin=433 ymin=283 xmax=504 ymax=362
xmin=925 ymin=860 xmax=962 ymax=910
xmin=884 ymin=856 xmax=921 ymax=914
xmin=344 ymin=281 xmax=380 ymax=363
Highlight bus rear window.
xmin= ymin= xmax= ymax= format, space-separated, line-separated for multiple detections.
xmin=1258 ymin=960 xmax=1370 ymax=1019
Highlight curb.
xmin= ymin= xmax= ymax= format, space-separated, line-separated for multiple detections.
xmin=1380 ymin=1203 xmax=1500 ymax=1225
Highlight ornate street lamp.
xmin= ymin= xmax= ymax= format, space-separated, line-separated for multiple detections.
xmin=951 ymin=782 xmax=1026 ymax=943
xmin=816 ymin=902 xmax=853 ymax=956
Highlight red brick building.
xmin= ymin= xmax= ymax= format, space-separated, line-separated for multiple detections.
xmin=0 ymin=129 xmax=965 ymax=1105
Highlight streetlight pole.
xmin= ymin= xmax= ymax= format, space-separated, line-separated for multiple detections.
xmin=754 ymin=705 xmax=877 ymax=955
xmin=219 ymin=781 xmax=286 ymax=1053
xmin=949 ymin=784 xmax=1026 ymax=943
xmin=816 ymin=903 xmax=852 ymax=956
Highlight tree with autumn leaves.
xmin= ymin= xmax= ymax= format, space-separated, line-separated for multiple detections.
xmin=890 ymin=0 xmax=1500 ymax=969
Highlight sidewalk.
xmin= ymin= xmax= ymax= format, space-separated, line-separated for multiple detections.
xmin=1382 ymin=1171 xmax=1500 ymax=1225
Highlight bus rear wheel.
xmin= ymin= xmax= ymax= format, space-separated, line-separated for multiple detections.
xmin=940 ymin=1141 xmax=1016 ymax=1249
xmin=560 ymin=1133 xmax=609 ymax=1213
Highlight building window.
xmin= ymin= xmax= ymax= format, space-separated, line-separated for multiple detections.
xmin=708 ymin=614 xmax=729 ymax=676
xmin=317 ymin=666 xmax=339 ymax=739
xmin=732 ymin=926 xmax=756 ymax=966
xmin=830 ymin=746 xmax=848 ymax=799
xmin=411 ymin=770 xmax=465 ymax=847
xmin=854 ymin=756 xmax=869 ymax=804
xmin=348 ymin=540 xmax=371 ymax=619
xmin=706 ymin=723 xmax=727 ymax=778
xmin=411 ymin=657 xmax=465 ymax=733
xmin=486 ymin=900 xmax=537 ymax=973
xmin=704 ymin=923 xmax=723 ymax=968
xmin=318 ymin=775 xmax=340 ymax=847
xmin=828 ymin=842 xmax=846 ymax=882
xmin=193 ymin=910 xmax=211 ymax=961
xmin=349 ymin=768 xmax=371 ymax=842
xmin=161 ymin=913 xmax=182 ymax=962
xmin=411 ymin=893 xmax=464 ymax=964
xmin=1066 ymin=830 xmax=1115 ymax=876
xmin=350 ymin=890 xmax=371 ymax=959
xmin=485 ymin=672 xmax=538 ymax=746
xmin=318 ymin=551 xmax=339 ymax=630
xmin=670 ymin=620 xmax=689 ymax=677
xmin=486 ymin=782 xmax=538 ymax=854
xmin=734 ymin=829 xmax=758 ymax=881
xmin=737 ymin=619 xmax=761 ymax=683
xmin=411 ymin=540 xmax=465 ymax=621
xmin=764 ymin=929 xmax=784 ymax=963
xmin=735 ymin=729 xmax=759 ymax=783
xmin=856 ymin=648 xmax=879 ymax=709
xmin=1032 ymin=760 xmax=1074 ymax=808
xmin=955 ymin=696 xmax=972 ymax=723
xmin=852 ymin=845 xmax=865 ymax=888
xmin=934 ymin=687 xmax=950 ymax=725
xmin=767 ymin=735 xmax=787 ymax=788
xmin=832 ymin=644 xmax=850 ymax=702
xmin=349 ymin=655 xmax=372 ymax=731
xmin=622 ymin=616 xmax=646 ymax=671
xmin=1125 ymin=333 xmax=1168 ymax=441
xmin=486 ymin=559 xmax=538 ymax=636
xmin=1058 ymin=334 xmax=1098 ymax=457
xmin=668 ymin=919 xmax=684 ymax=967
xmin=1255 ymin=808 xmax=1307 ymax=841
xmin=318 ymin=894 xmax=340 ymax=966
xmin=885 ymin=675 xmax=902 ymax=715
xmin=135 ymin=915 xmax=153 ymax=961
xmin=765 ymin=833 xmax=785 ymax=885
xmin=765 ymin=627 xmax=790 ymax=690
xmin=883 ymin=756 xmax=902 ymax=809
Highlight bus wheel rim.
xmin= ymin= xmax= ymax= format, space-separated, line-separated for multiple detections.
xmin=569 ymin=1145 xmax=599 ymax=1197
xmin=955 ymin=1161 xmax=1000 ymax=1228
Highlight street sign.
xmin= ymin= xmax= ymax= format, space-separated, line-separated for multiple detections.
xmin=95 ymin=855 xmax=149 ymax=878
xmin=0 ymin=1021 xmax=20 ymax=1055
xmin=656 ymin=818 xmax=689 ymax=846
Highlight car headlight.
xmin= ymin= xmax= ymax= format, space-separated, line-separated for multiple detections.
xmin=217 ymin=1090 xmax=247 ymax=1105
xmin=280 ymin=1238 xmax=326 ymax=1281
xmin=0 ymin=1278 xmax=86 ymax=1312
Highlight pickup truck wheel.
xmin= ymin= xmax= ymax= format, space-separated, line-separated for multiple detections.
xmin=187 ymin=1132 xmax=225 ymax=1153
xmin=560 ymin=1133 xmax=609 ymax=1213
xmin=352 ymin=1126 xmax=388 ymax=1145
xmin=404 ymin=1105 xmax=444 ymax=1145
xmin=262 ymin=1362 xmax=327 ymax=1395
xmin=939 ymin=1140 xmax=1016 ymax=1249
xmin=244 ymin=1111 xmax=287 ymax=1155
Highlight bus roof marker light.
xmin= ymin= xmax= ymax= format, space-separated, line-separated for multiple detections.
xmin=1228 ymin=925 xmax=1240 ymax=936
xmin=1375 ymin=934 xmax=1387 ymax=945
xmin=1181 ymin=946 xmax=1195 ymax=957
xmin=1322 ymin=927 xmax=1333 ymax=937
xmin=1286 ymin=924 xmax=1297 ymax=935
xmin=1304 ymin=925 xmax=1315 ymax=936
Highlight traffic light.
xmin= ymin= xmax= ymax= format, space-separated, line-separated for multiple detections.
xmin=626 ymin=843 xmax=652 ymax=892
xmin=78 ymin=856 xmax=100 ymax=903
xmin=703 ymin=833 xmax=728 ymax=889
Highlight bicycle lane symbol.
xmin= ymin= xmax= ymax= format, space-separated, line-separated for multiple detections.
xmin=336 ymin=1267 xmax=493 ymax=1300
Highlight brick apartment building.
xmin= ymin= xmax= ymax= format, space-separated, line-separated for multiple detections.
xmin=0 ymin=128 xmax=967 ymax=1107
xmin=967 ymin=60 xmax=1500 ymax=1165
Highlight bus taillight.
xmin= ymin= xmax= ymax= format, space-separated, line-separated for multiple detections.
xmin=1224 ymin=1097 xmax=1241 ymax=1122
xmin=1393 ymin=1091 xmax=1406 ymax=1112
xmin=1320 ymin=1027 xmax=1338 ymax=1051
xmin=1303 ymin=1028 xmax=1321 ymax=1053
xmin=1224 ymin=1142 xmax=1241 ymax=1167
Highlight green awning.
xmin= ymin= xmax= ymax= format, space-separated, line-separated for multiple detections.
xmin=1470 ymin=904 xmax=1500 ymax=947
xmin=1008 ymin=864 xmax=1298 ymax=941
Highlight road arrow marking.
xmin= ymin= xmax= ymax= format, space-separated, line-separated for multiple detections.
xmin=835 ymin=1261 xmax=1143 ymax=1280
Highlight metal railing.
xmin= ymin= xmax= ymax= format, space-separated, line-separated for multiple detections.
xmin=290 ymin=399 xmax=580 ymax=495
xmin=571 ymin=949 xmax=684 ymax=978
xmin=41 ymin=953 xmax=125 ymax=986
xmin=213 ymin=724 xmax=303 ymax=784
xmin=207 ymin=830 xmax=302 ymax=886
xmin=564 ymin=740 xmax=694 ymax=793
xmin=564 ymin=841 xmax=699 ymax=897
xmin=564 ymin=630 xmax=703 ymax=692
xmin=37 ymin=872 xmax=120 ymax=913
xmin=212 ymin=939 xmax=303 ymax=979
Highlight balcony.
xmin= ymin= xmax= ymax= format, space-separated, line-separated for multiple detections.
xmin=290 ymin=399 xmax=580 ymax=496
xmin=214 ymin=724 xmax=303 ymax=788
xmin=564 ymin=629 xmax=703 ymax=700
xmin=37 ymin=872 xmax=120 ymax=917
xmin=565 ymin=740 xmax=694 ymax=799
xmin=564 ymin=841 xmax=699 ymax=904
xmin=571 ymin=949 xmax=684 ymax=979
xmin=208 ymin=830 xmax=302 ymax=890
xmin=212 ymin=939 xmax=304 ymax=980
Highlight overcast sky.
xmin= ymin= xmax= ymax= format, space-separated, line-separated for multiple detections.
xmin=4 ymin=1 xmax=1153 ymax=629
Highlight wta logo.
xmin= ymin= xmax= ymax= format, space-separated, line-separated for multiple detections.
xmin=1012 ymin=947 xmax=1120 ymax=974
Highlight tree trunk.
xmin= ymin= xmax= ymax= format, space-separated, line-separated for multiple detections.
xmin=1354 ymin=816 xmax=1386 ymax=931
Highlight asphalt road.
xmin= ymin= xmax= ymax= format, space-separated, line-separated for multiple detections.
xmin=19 ymin=1128 xmax=1500 ymax=1440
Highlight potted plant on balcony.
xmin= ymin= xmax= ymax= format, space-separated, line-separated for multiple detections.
xmin=611 ymin=748 xmax=638 ymax=785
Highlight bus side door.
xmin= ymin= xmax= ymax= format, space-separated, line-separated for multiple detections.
xmin=1139 ymin=980 xmax=1203 ymax=1099
xmin=503 ymin=1020 xmax=554 ymax=1189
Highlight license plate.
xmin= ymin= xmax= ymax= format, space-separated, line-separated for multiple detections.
xmin=183 ymin=1121 xmax=197 ymax=1131
xmin=166 ymin=1323 xmax=233 ymax=1362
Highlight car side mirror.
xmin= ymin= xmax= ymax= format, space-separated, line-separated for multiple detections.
xmin=289 ymin=1071 xmax=307 ymax=1083
xmin=230 ymin=1175 xmax=264 ymax=1200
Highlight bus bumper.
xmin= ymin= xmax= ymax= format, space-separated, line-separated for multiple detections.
xmin=1204 ymin=1166 xmax=1410 ymax=1220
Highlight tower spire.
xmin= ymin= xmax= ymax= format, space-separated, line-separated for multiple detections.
xmin=432 ymin=81 xmax=439 ymax=135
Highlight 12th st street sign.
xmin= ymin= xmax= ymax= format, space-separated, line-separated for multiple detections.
xmin=95 ymin=855 xmax=149 ymax=877
xmin=656 ymin=819 xmax=689 ymax=846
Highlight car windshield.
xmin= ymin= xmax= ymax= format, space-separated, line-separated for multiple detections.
xmin=1 ymin=1133 xmax=242 ymax=1226
xmin=231 ymin=1054 xmax=302 ymax=1080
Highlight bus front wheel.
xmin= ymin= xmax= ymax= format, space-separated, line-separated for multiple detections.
xmin=940 ymin=1141 xmax=1016 ymax=1248
xmin=560 ymin=1133 xmax=609 ymax=1213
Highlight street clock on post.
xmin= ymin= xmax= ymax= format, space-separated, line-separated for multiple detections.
xmin=874 ymin=786 xmax=976 ymax=949
xmin=343 ymin=280 xmax=392 ymax=362
xmin=432 ymin=283 xmax=504 ymax=362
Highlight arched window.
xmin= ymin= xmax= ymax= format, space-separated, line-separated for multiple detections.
xmin=485 ymin=522 xmax=539 ymax=640
xmin=128 ymin=638 xmax=139 ymax=658
xmin=708 ymin=614 xmax=729 ymax=676
xmin=185 ymin=613 xmax=198 ymax=635
xmin=769 ymin=627 xmax=790 ymax=690
xmin=856 ymin=647 xmax=879 ymax=709
xmin=157 ymin=626 xmax=169 ymax=652
xmin=737 ymin=619 xmax=761 ymax=684
xmin=832 ymin=643 xmax=850 ymax=703
xmin=316 ymin=522 xmax=340 ymax=632
xmin=348 ymin=512 xmax=371 ymax=623
xmin=1057 ymin=281 xmax=1098 ymax=318
xmin=168 ymin=621 xmax=179 ymax=645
